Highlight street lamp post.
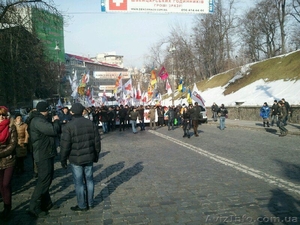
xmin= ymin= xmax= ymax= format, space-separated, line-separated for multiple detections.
xmin=55 ymin=41 xmax=61 ymax=101
xmin=169 ymin=46 xmax=176 ymax=106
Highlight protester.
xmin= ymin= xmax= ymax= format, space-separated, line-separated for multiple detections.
xmin=60 ymin=103 xmax=101 ymax=211
xmin=281 ymin=98 xmax=290 ymax=126
xmin=182 ymin=106 xmax=191 ymax=138
xmin=270 ymin=100 xmax=279 ymax=126
xmin=137 ymin=105 xmax=145 ymax=131
xmin=277 ymin=100 xmax=288 ymax=137
xmin=260 ymin=102 xmax=270 ymax=127
xmin=118 ymin=105 xmax=127 ymax=131
xmin=163 ymin=107 xmax=169 ymax=126
xmin=148 ymin=105 xmax=156 ymax=130
xmin=27 ymin=102 xmax=61 ymax=218
xmin=211 ymin=102 xmax=219 ymax=122
xmin=14 ymin=114 xmax=29 ymax=174
xmin=99 ymin=106 xmax=108 ymax=133
xmin=0 ymin=106 xmax=17 ymax=220
xmin=217 ymin=104 xmax=228 ymax=130
xmin=25 ymin=109 xmax=39 ymax=178
xmin=189 ymin=102 xmax=201 ymax=136
xmin=129 ymin=107 xmax=139 ymax=134
xmin=157 ymin=105 xmax=164 ymax=127
xmin=59 ymin=107 xmax=72 ymax=126
xmin=166 ymin=106 xmax=175 ymax=131
xmin=107 ymin=106 xmax=115 ymax=132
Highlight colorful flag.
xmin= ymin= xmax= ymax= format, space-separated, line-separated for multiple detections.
xmin=85 ymin=71 xmax=90 ymax=83
xmin=148 ymin=85 xmax=153 ymax=99
xmin=158 ymin=66 xmax=169 ymax=80
xmin=142 ymin=91 xmax=148 ymax=103
xmin=178 ymin=78 xmax=183 ymax=92
xmin=87 ymin=88 xmax=95 ymax=106
xmin=102 ymin=89 xmax=107 ymax=103
xmin=166 ymin=79 xmax=172 ymax=96
xmin=187 ymin=88 xmax=192 ymax=104
xmin=150 ymin=69 xmax=157 ymax=87
xmin=86 ymin=87 xmax=91 ymax=97
xmin=114 ymin=73 xmax=122 ymax=93
xmin=191 ymin=84 xmax=206 ymax=108
xmin=136 ymin=83 xmax=142 ymax=100
xmin=123 ymin=78 xmax=132 ymax=95
xmin=69 ymin=70 xmax=78 ymax=98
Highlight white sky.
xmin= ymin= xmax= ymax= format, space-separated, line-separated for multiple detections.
xmin=52 ymin=0 xmax=252 ymax=68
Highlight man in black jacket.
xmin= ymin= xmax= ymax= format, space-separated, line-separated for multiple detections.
xmin=28 ymin=101 xmax=61 ymax=218
xmin=189 ymin=102 xmax=201 ymax=136
xmin=60 ymin=103 xmax=101 ymax=211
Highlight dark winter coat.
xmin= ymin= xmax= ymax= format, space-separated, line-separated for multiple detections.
xmin=217 ymin=106 xmax=228 ymax=117
xmin=189 ymin=106 xmax=201 ymax=120
xmin=271 ymin=103 xmax=279 ymax=116
xmin=119 ymin=108 xmax=127 ymax=119
xmin=0 ymin=122 xmax=17 ymax=170
xmin=60 ymin=115 xmax=101 ymax=166
xmin=166 ymin=108 xmax=175 ymax=120
xmin=28 ymin=111 xmax=60 ymax=162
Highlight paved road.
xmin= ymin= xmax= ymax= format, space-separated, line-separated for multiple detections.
xmin=1 ymin=121 xmax=300 ymax=225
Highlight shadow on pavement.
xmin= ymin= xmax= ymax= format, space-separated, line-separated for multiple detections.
xmin=267 ymin=189 xmax=300 ymax=225
xmin=274 ymin=160 xmax=300 ymax=183
xmin=94 ymin=162 xmax=144 ymax=207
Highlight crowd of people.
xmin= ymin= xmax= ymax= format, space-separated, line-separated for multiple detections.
xmin=0 ymin=98 xmax=292 ymax=220
xmin=69 ymin=103 xmax=214 ymax=137
xmin=259 ymin=98 xmax=291 ymax=137
xmin=0 ymin=102 xmax=101 ymax=220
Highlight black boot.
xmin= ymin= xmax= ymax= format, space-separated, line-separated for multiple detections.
xmin=1 ymin=204 xmax=11 ymax=220
xmin=267 ymin=122 xmax=270 ymax=127
xmin=263 ymin=122 xmax=266 ymax=127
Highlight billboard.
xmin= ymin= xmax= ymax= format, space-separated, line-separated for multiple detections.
xmin=93 ymin=71 xmax=130 ymax=79
xmin=101 ymin=0 xmax=214 ymax=14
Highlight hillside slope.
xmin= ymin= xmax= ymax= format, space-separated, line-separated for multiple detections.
xmin=197 ymin=50 xmax=300 ymax=93
xmin=193 ymin=50 xmax=300 ymax=106
xmin=162 ymin=50 xmax=300 ymax=106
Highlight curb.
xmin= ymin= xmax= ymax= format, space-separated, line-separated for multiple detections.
xmin=206 ymin=121 xmax=300 ymax=136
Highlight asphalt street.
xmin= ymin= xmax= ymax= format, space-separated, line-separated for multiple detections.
xmin=1 ymin=120 xmax=300 ymax=225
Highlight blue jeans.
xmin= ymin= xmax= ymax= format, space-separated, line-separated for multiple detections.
xmin=168 ymin=118 xmax=174 ymax=130
xmin=219 ymin=116 xmax=226 ymax=130
xmin=70 ymin=163 xmax=94 ymax=209
xmin=139 ymin=118 xmax=145 ymax=130
xmin=102 ymin=122 xmax=108 ymax=133
xmin=131 ymin=120 xmax=137 ymax=133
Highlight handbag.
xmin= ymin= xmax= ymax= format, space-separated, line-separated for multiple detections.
xmin=174 ymin=118 xmax=178 ymax=125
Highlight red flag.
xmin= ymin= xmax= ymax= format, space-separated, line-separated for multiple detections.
xmin=136 ymin=83 xmax=142 ymax=100
xmin=158 ymin=66 xmax=169 ymax=80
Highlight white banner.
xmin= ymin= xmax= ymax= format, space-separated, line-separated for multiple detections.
xmin=191 ymin=85 xmax=206 ymax=108
xmin=101 ymin=0 xmax=214 ymax=14
xmin=93 ymin=71 xmax=130 ymax=79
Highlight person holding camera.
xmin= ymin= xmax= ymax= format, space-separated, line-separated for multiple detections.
xmin=60 ymin=103 xmax=101 ymax=211
xmin=27 ymin=102 xmax=61 ymax=218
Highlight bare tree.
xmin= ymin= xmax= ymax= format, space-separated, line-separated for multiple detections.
xmin=192 ymin=0 xmax=237 ymax=79
xmin=0 ymin=0 xmax=63 ymax=106
xmin=291 ymin=0 xmax=300 ymax=22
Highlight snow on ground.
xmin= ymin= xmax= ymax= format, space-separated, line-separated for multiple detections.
xmin=163 ymin=79 xmax=300 ymax=107
xmin=161 ymin=50 xmax=300 ymax=107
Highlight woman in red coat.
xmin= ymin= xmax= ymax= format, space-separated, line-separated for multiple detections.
xmin=0 ymin=106 xmax=17 ymax=220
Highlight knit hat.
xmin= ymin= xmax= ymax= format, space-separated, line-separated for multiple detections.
xmin=36 ymin=102 xmax=49 ymax=112
xmin=70 ymin=103 xmax=85 ymax=115
xmin=274 ymin=100 xmax=277 ymax=102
